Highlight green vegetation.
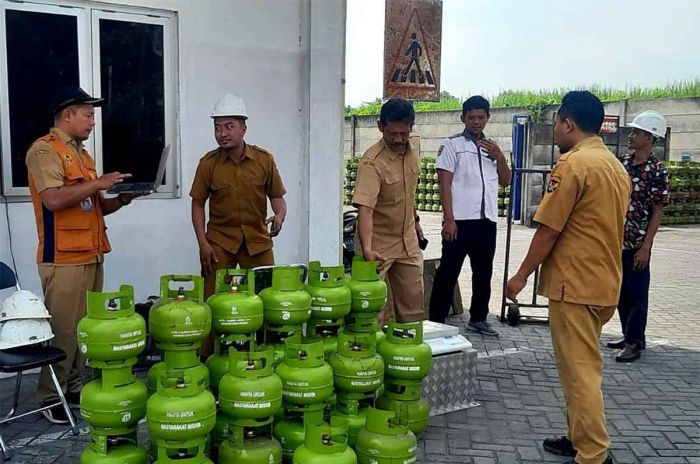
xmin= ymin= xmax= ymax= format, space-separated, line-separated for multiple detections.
xmin=344 ymin=79 xmax=700 ymax=117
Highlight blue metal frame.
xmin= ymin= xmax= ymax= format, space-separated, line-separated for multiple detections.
xmin=510 ymin=114 xmax=530 ymax=221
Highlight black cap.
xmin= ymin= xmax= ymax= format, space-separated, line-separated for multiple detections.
xmin=50 ymin=86 xmax=104 ymax=115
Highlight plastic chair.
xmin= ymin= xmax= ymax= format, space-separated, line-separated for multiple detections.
xmin=0 ymin=262 xmax=79 ymax=460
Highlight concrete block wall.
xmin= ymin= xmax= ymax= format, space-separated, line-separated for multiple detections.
xmin=344 ymin=97 xmax=700 ymax=162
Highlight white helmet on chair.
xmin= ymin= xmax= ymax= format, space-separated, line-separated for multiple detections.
xmin=1 ymin=290 xmax=51 ymax=322
xmin=0 ymin=319 xmax=54 ymax=349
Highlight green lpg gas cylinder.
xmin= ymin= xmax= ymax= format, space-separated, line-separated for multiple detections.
xmin=344 ymin=313 xmax=379 ymax=334
xmin=80 ymin=437 xmax=148 ymax=464
xmin=307 ymin=318 xmax=343 ymax=361
xmin=149 ymin=275 xmax=211 ymax=347
xmin=276 ymin=338 xmax=333 ymax=406
xmin=261 ymin=325 xmax=303 ymax=367
xmin=260 ymin=266 xmax=311 ymax=326
xmin=346 ymin=258 xmax=387 ymax=314
xmin=153 ymin=443 xmax=213 ymax=464
xmin=355 ymin=408 xmax=417 ymax=464
xmin=209 ymin=412 xmax=231 ymax=462
xmin=378 ymin=320 xmax=432 ymax=381
xmin=274 ymin=405 xmax=325 ymax=463
xmin=330 ymin=394 xmax=369 ymax=447
xmin=219 ymin=424 xmax=282 ymax=464
xmin=77 ymin=285 xmax=146 ymax=365
xmin=219 ymin=349 xmax=283 ymax=420
xmin=375 ymin=378 xmax=429 ymax=436
xmin=306 ymin=262 xmax=351 ymax=320
xmin=80 ymin=361 xmax=147 ymax=435
xmin=146 ymin=370 xmax=216 ymax=444
xmin=207 ymin=269 xmax=264 ymax=334
xmin=292 ymin=418 xmax=357 ymax=464
xmin=206 ymin=333 xmax=256 ymax=395
xmin=330 ymin=330 xmax=383 ymax=394
xmin=147 ymin=349 xmax=210 ymax=395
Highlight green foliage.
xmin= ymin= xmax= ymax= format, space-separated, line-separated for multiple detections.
xmin=345 ymin=79 xmax=700 ymax=117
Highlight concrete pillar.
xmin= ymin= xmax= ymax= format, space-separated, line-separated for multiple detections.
xmin=307 ymin=0 xmax=346 ymax=265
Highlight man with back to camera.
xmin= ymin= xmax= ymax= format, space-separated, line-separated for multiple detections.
xmin=607 ymin=110 xmax=669 ymax=363
xmin=190 ymin=93 xmax=287 ymax=300
xmin=352 ymin=98 xmax=425 ymax=323
xmin=507 ymin=91 xmax=631 ymax=464
xmin=26 ymin=86 xmax=140 ymax=423
xmin=428 ymin=96 xmax=511 ymax=335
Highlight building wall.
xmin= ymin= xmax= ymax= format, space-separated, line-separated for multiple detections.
xmin=344 ymin=97 xmax=700 ymax=161
xmin=0 ymin=0 xmax=346 ymax=300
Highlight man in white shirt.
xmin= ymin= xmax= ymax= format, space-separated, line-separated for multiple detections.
xmin=428 ymin=96 xmax=512 ymax=336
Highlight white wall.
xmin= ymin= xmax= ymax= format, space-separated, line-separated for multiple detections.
xmin=0 ymin=0 xmax=346 ymax=300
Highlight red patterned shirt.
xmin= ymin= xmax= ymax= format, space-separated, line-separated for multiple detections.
xmin=621 ymin=153 xmax=669 ymax=250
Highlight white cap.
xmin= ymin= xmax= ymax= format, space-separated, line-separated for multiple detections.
xmin=0 ymin=319 xmax=54 ymax=349
xmin=211 ymin=93 xmax=249 ymax=119
xmin=628 ymin=110 xmax=667 ymax=139
xmin=1 ymin=290 xmax=51 ymax=322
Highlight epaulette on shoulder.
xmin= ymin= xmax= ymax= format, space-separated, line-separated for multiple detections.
xmin=251 ymin=144 xmax=274 ymax=158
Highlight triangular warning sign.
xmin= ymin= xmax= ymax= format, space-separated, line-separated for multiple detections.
xmin=387 ymin=8 xmax=437 ymax=87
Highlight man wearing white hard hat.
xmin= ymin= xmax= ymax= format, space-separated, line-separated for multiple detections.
xmin=190 ymin=94 xmax=287 ymax=300
xmin=607 ymin=110 xmax=669 ymax=363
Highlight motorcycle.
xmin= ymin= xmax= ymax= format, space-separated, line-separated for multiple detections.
xmin=342 ymin=209 xmax=358 ymax=272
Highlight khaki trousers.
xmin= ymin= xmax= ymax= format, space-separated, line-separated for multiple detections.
xmin=37 ymin=263 xmax=103 ymax=401
xmin=203 ymin=241 xmax=275 ymax=299
xmin=380 ymin=254 xmax=425 ymax=323
xmin=549 ymin=300 xmax=616 ymax=464
xmin=200 ymin=241 xmax=274 ymax=357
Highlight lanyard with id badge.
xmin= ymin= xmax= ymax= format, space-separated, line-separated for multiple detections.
xmin=79 ymin=155 xmax=97 ymax=212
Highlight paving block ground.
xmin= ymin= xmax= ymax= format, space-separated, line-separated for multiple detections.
xmin=1 ymin=215 xmax=698 ymax=463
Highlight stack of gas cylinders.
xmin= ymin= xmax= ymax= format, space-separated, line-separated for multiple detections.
xmin=146 ymin=275 xmax=216 ymax=464
xmin=77 ymin=257 xmax=432 ymax=463
xmin=78 ymin=285 xmax=148 ymax=463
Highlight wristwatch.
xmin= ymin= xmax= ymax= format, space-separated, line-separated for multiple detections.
xmin=117 ymin=194 xmax=130 ymax=206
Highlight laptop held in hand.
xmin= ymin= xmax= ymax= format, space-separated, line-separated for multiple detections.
xmin=107 ymin=145 xmax=170 ymax=195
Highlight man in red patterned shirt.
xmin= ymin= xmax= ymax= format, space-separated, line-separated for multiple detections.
xmin=608 ymin=110 xmax=669 ymax=363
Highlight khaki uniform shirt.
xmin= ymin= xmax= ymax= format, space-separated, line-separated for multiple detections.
xmin=26 ymin=127 xmax=90 ymax=192
xmin=534 ymin=136 xmax=632 ymax=306
xmin=190 ymin=143 xmax=286 ymax=256
xmin=352 ymin=138 xmax=420 ymax=259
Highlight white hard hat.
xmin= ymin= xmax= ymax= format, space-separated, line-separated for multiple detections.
xmin=0 ymin=319 xmax=54 ymax=349
xmin=1 ymin=290 xmax=51 ymax=322
xmin=628 ymin=110 xmax=667 ymax=139
xmin=211 ymin=93 xmax=249 ymax=119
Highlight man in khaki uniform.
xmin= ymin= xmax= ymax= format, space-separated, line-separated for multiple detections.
xmin=352 ymin=98 xmax=425 ymax=323
xmin=191 ymin=94 xmax=287 ymax=298
xmin=26 ymin=86 xmax=138 ymax=424
xmin=507 ymin=91 xmax=631 ymax=464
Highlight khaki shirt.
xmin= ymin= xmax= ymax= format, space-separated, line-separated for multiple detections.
xmin=190 ymin=143 xmax=286 ymax=256
xmin=352 ymin=138 xmax=420 ymax=259
xmin=534 ymin=136 xmax=631 ymax=306
xmin=26 ymin=127 xmax=91 ymax=193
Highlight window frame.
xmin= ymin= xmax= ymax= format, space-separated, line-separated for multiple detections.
xmin=0 ymin=0 xmax=179 ymax=200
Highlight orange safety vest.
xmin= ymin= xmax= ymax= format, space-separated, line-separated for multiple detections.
xmin=28 ymin=133 xmax=111 ymax=264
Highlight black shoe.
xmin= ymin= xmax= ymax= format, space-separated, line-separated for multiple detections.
xmin=64 ymin=390 xmax=81 ymax=406
xmin=466 ymin=320 xmax=499 ymax=337
xmin=543 ymin=436 xmax=577 ymax=457
xmin=40 ymin=401 xmax=70 ymax=424
xmin=606 ymin=337 xmax=626 ymax=349
xmin=616 ymin=343 xmax=642 ymax=363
